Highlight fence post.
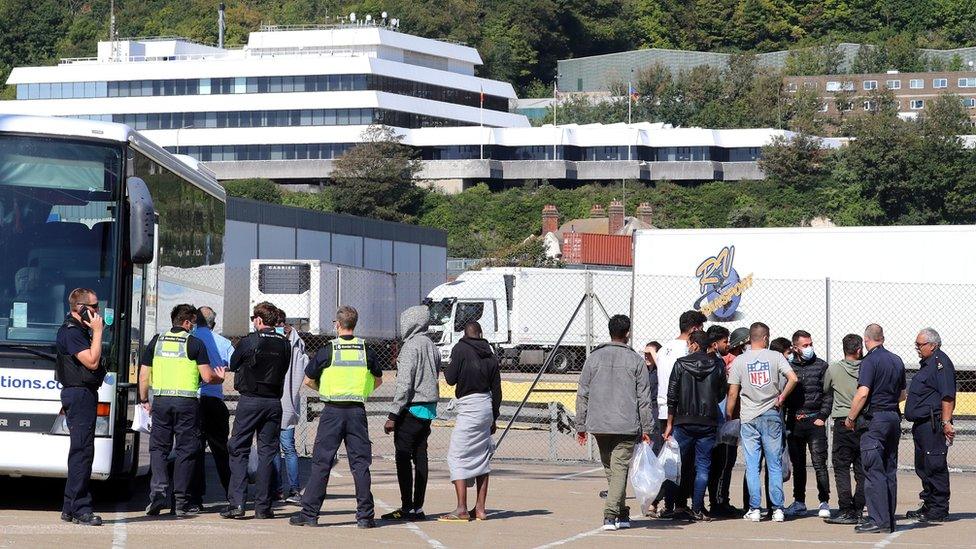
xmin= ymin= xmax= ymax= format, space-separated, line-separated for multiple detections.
xmin=548 ymin=401 xmax=558 ymax=461
xmin=585 ymin=271 xmax=593 ymax=359
xmin=825 ymin=277 xmax=831 ymax=363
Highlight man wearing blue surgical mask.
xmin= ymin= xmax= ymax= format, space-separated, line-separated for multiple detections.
xmin=783 ymin=330 xmax=832 ymax=519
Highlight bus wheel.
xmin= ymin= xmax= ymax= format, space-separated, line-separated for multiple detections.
xmin=549 ymin=348 xmax=576 ymax=374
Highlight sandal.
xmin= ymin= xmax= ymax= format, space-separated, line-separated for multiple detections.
xmin=437 ymin=513 xmax=471 ymax=522
xmin=469 ymin=508 xmax=488 ymax=521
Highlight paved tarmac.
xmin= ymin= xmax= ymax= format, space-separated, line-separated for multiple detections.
xmin=2 ymin=458 xmax=975 ymax=548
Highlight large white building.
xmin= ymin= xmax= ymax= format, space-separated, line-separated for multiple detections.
xmin=1 ymin=22 xmax=804 ymax=191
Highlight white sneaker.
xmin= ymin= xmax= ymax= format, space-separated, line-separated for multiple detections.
xmin=743 ymin=508 xmax=762 ymax=522
xmin=772 ymin=509 xmax=785 ymax=522
xmin=616 ymin=518 xmax=631 ymax=529
xmin=784 ymin=501 xmax=807 ymax=516
xmin=818 ymin=502 xmax=831 ymax=518
xmin=602 ymin=518 xmax=618 ymax=531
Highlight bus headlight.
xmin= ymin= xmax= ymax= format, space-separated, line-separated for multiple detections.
xmin=50 ymin=402 xmax=112 ymax=437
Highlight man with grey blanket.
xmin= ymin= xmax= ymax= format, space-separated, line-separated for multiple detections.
xmin=441 ymin=322 xmax=502 ymax=522
xmin=382 ymin=306 xmax=441 ymax=521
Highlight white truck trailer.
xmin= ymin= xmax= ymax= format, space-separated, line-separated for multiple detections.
xmin=249 ymin=259 xmax=398 ymax=341
xmin=425 ymin=267 xmax=632 ymax=372
xmin=630 ymin=225 xmax=976 ymax=373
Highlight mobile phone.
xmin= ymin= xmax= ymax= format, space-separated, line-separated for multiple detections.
xmin=80 ymin=306 xmax=92 ymax=323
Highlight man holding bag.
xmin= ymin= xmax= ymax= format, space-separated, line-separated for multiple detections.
xmin=576 ymin=315 xmax=655 ymax=532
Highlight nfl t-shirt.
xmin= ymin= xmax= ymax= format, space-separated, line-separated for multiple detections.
xmin=729 ymin=348 xmax=793 ymax=423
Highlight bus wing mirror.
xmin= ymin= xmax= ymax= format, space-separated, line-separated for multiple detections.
xmin=126 ymin=176 xmax=156 ymax=264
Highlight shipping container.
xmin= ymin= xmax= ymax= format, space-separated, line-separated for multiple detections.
xmin=562 ymin=232 xmax=632 ymax=266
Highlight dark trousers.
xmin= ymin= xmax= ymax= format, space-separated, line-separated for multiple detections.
xmin=912 ymin=420 xmax=950 ymax=517
xmin=149 ymin=396 xmax=201 ymax=509
xmin=861 ymin=411 xmax=900 ymax=530
xmin=394 ymin=414 xmax=432 ymax=512
xmin=787 ymin=417 xmax=830 ymax=504
xmin=654 ymin=419 xmax=679 ymax=509
xmin=708 ymin=442 xmax=737 ymax=507
xmin=190 ymin=396 xmax=231 ymax=504
xmin=61 ymin=386 xmax=97 ymax=517
xmin=832 ymin=418 xmax=865 ymax=514
xmin=674 ymin=424 xmax=717 ymax=513
xmin=300 ymin=404 xmax=375 ymax=521
xmin=227 ymin=396 xmax=282 ymax=513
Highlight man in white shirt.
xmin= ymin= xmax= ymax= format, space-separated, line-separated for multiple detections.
xmin=655 ymin=310 xmax=706 ymax=518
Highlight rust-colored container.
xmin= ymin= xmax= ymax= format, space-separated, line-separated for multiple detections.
xmin=562 ymin=232 xmax=633 ymax=266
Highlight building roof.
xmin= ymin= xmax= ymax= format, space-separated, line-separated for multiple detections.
xmin=556 ymin=216 xmax=652 ymax=238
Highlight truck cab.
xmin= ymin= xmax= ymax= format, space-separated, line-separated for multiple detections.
xmin=424 ymin=270 xmax=510 ymax=364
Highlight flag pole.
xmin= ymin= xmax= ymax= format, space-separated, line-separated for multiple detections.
xmin=480 ymin=85 xmax=484 ymax=160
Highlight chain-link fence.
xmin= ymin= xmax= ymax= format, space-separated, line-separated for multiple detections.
xmin=207 ymin=265 xmax=976 ymax=470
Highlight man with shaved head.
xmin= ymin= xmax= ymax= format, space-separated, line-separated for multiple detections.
xmin=846 ymin=324 xmax=906 ymax=534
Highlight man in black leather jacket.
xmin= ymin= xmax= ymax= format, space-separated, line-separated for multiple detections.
xmin=664 ymin=330 xmax=728 ymax=521
xmin=784 ymin=329 xmax=832 ymax=518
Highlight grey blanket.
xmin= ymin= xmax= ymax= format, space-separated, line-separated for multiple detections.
xmin=447 ymin=392 xmax=494 ymax=483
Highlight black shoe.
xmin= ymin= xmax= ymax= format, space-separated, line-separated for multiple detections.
xmin=61 ymin=512 xmax=73 ymax=523
xmin=917 ymin=513 xmax=948 ymax=523
xmin=855 ymin=521 xmax=883 ymax=533
xmin=145 ymin=498 xmax=168 ymax=516
xmin=690 ymin=509 xmax=713 ymax=522
xmin=72 ymin=513 xmax=103 ymax=526
xmin=357 ymin=518 xmax=376 ymax=529
xmin=906 ymin=505 xmax=928 ymax=519
xmin=410 ymin=511 xmax=427 ymax=521
xmin=659 ymin=508 xmax=675 ymax=519
xmin=255 ymin=510 xmax=275 ymax=520
xmin=825 ymin=511 xmax=860 ymax=525
xmin=381 ymin=509 xmax=409 ymax=521
xmin=289 ymin=514 xmax=318 ymax=527
xmin=176 ymin=504 xmax=201 ymax=517
xmin=220 ymin=505 xmax=246 ymax=519
xmin=671 ymin=508 xmax=694 ymax=522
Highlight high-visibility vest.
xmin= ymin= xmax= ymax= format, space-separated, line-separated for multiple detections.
xmin=319 ymin=337 xmax=374 ymax=403
xmin=151 ymin=330 xmax=199 ymax=398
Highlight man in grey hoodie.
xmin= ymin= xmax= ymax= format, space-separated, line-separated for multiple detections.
xmin=576 ymin=314 xmax=654 ymax=531
xmin=274 ymin=308 xmax=309 ymax=504
xmin=382 ymin=305 xmax=440 ymax=521
xmin=822 ymin=333 xmax=865 ymax=524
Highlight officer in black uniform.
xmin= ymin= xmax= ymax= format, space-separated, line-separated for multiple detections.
xmin=54 ymin=288 xmax=106 ymax=527
xmin=905 ymin=327 xmax=956 ymax=522
xmin=222 ymin=301 xmax=291 ymax=519
xmin=847 ymin=324 xmax=906 ymax=534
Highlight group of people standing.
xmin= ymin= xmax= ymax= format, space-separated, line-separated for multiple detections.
xmin=577 ymin=310 xmax=957 ymax=534
xmin=54 ymin=291 xmax=503 ymax=528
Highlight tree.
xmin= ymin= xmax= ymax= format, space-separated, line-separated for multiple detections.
xmin=760 ymin=133 xmax=830 ymax=192
xmin=222 ymin=178 xmax=282 ymax=203
xmin=330 ymin=125 xmax=426 ymax=223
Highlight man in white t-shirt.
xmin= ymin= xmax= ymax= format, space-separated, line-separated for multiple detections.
xmin=654 ymin=310 xmax=707 ymax=517
xmin=727 ymin=322 xmax=799 ymax=523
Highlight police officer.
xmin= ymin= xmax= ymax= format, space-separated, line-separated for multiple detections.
xmin=846 ymin=324 xmax=906 ymax=534
xmin=905 ymin=327 xmax=956 ymax=522
xmin=55 ymin=288 xmax=107 ymax=526
xmin=290 ymin=305 xmax=383 ymax=529
xmin=139 ymin=304 xmax=222 ymax=516
xmin=221 ymin=302 xmax=291 ymax=519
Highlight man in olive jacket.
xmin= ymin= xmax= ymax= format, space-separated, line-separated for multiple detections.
xmin=576 ymin=314 xmax=654 ymax=532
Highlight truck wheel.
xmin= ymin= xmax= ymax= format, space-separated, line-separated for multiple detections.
xmin=548 ymin=349 xmax=576 ymax=374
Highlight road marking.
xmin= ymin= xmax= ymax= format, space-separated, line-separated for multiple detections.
xmin=112 ymin=507 xmax=127 ymax=549
xmin=374 ymin=497 xmax=445 ymax=549
xmin=533 ymin=527 xmax=603 ymax=549
xmin=551 ymin=467 xmax=602 ymax=481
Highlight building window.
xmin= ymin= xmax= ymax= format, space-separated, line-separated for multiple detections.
xmin=910 ymin=79 xmax=924 ymax=89
xmin=820 ymin=102 xmax=829 ymax=112
xmin=803 ymin=81 xmax=817 ymax=89
xmin=786 ymin=82 xmax=797 ymax=92
xmin=933 ymin=78 xmax=948 ymax=89
xmin=863 ymin=80 xmax=878 ymax=90
xmin=863 ymin=100 xmax=876 ymax=111
xmin=825 ymin=81 xmax=841 ymax=92
xmin=842 ymin=81 xmax=855 ymax=91
xmin=960 ymin=77 xmax=976 ymax=88
xmin=963 ymin=97 xmax=976 ymax=108
xmin=910 ymin=99 xmax=925 ymax=110
xmin=886 ymin=79 xmax=901 ymax=90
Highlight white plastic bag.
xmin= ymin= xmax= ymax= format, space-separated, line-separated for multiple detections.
xmin=718 ymin=419 xmax=740 ymax=446
xmin=781 ymin=443 xmax=792 ymax=481
xmin=659 ymin=438 xmax=682 ymax=484
xmin=132 ymin=404 xmax=151 ymax=433
xmin=628 ymin=442 xmax=665 ymax=515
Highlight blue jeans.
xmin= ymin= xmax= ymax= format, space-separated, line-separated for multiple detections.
xmin=673 ymin=424 xmax=717 ymax=512
xmin=741 ymin=409 xmax=785 ymax=511
xmin=273 ymin=427 xmax=300 ymax=493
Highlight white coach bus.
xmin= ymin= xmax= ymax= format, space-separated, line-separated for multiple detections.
xmin=0 ymin=115 xmax=225 ymax=486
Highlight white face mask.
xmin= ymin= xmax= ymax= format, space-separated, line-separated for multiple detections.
xmin=801 ymin=346 xmax=815 ymax=361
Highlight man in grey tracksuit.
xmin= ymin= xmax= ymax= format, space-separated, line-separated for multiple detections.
xmin=274 ymin=318 xmax=309 ymax=503
xmin=576 ymin=314 xmax=655 ymax=531
xmin=382 ymin=306 xmax=440 ymax=521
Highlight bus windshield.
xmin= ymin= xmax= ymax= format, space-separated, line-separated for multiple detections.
xmin=0 ymin=134 xmax=123 ymax=347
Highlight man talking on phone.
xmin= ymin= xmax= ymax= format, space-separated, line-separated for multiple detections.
xmin=55 ymin=288 xmax=107 ymax=526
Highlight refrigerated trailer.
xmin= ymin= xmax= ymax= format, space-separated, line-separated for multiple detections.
xmin=425 ymin=267 xmax=632 ymax=372
xmin=630 ymin=225 xmax=976 ymax=373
